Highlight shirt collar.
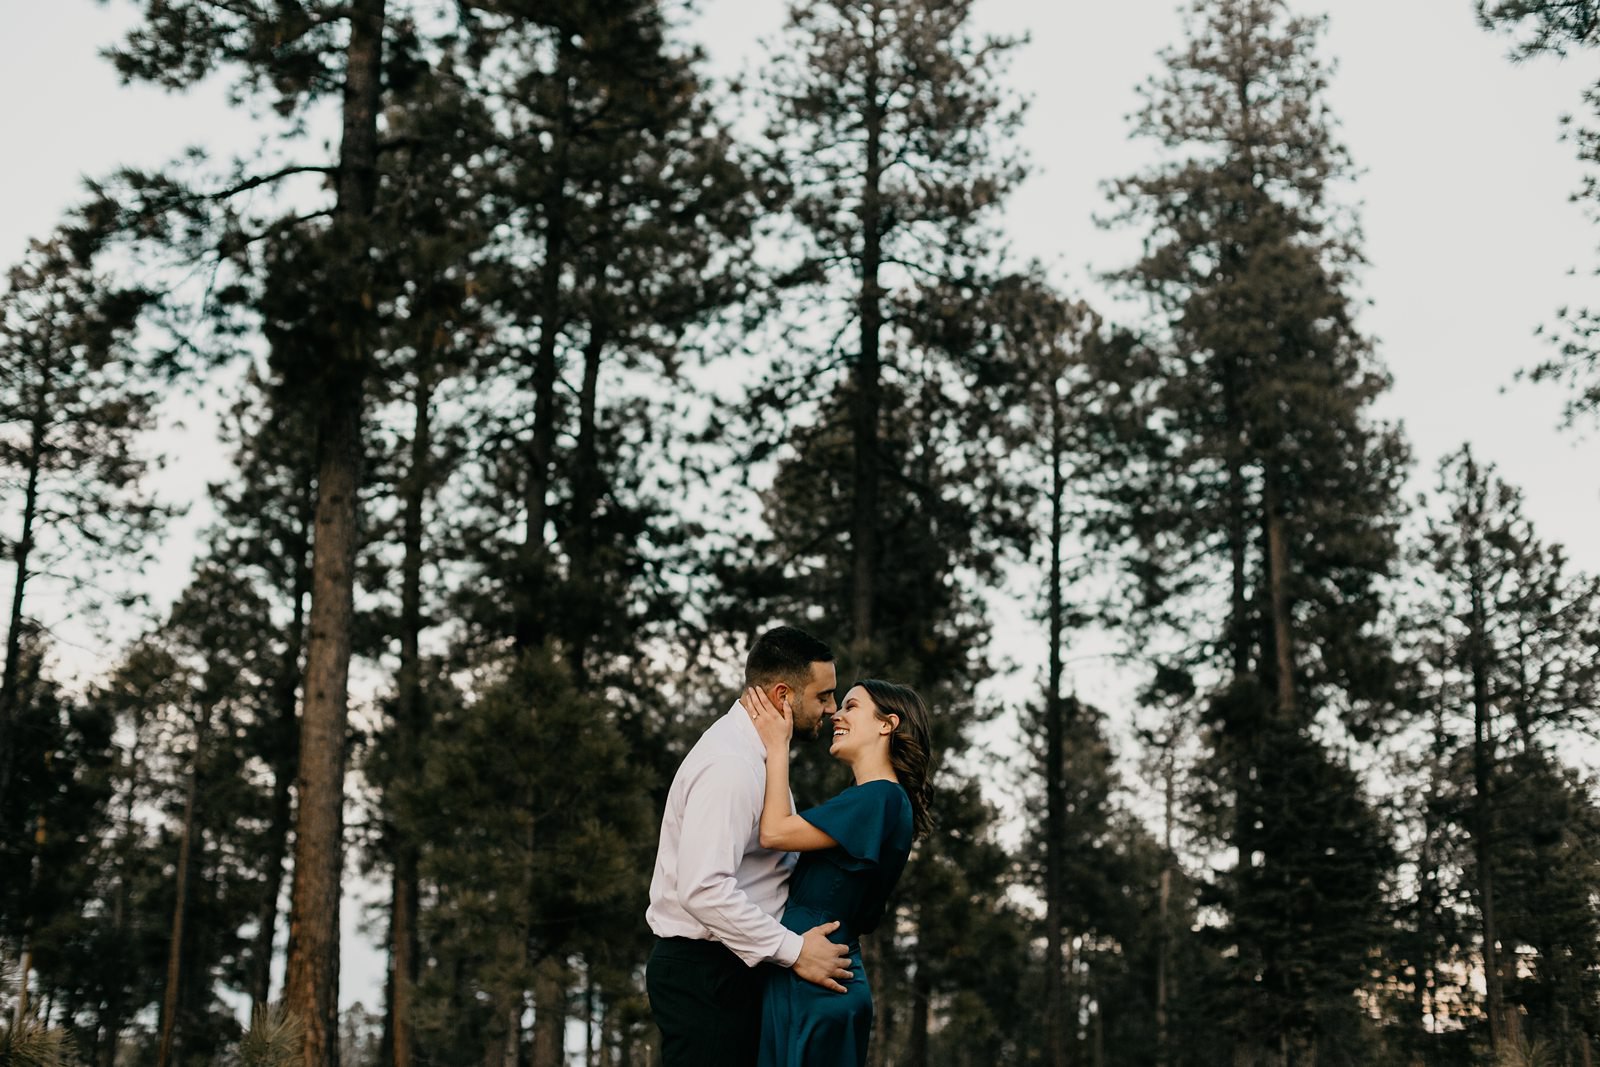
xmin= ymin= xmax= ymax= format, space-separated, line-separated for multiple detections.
xmin=726 ymin=700 xmax=767 ymax=761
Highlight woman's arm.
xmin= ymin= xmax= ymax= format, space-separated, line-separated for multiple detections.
xmin=744 ymin=686 xmax=839 ymax=853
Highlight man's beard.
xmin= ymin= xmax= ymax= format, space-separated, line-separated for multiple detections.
xmin=795 ymin=703 xmax=825 ymax=739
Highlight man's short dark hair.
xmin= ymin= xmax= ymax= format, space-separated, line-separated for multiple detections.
xmin=744 ymin=626 xmax=834 ymax=691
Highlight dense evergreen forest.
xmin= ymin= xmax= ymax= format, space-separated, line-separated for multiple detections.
xmin=4 ymin=0 xmax=1600 ymax=1064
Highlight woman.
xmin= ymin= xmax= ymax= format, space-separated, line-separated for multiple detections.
xmin=742 ymin=678 xmax=934 ymax=1067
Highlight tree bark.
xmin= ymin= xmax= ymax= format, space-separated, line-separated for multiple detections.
xmin=284 ymin=387 xmax=365 ymax=1067
xmin=282 ymin=2 xmax=384 ymax=1063
xmin=1262 ymin=472 xmax=1297 ymax=721
xmin=532 ymin=956 xmax=566 ymax=1067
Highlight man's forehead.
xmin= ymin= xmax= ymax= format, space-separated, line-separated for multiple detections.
xmin=810 ymin=661 xmax=838 ymax=690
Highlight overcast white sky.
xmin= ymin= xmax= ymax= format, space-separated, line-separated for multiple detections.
xmin=5 ymin=0 xmax=1600 ymax=1018
xmin=6 ymin=0 xmax=1597 ymax=645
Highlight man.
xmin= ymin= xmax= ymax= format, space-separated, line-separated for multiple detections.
xmin=646 ymin=625 xmax=852 ymax=1066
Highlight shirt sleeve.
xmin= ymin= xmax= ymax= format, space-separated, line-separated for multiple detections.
xmin=799 ymin=782 xmax=905 ymax=871
xmin=676 ymin=759 xmax=805 ymax=969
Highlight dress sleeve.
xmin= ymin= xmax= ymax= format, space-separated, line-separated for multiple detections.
xmin=799 ymin=782 xmax=904 ymax=870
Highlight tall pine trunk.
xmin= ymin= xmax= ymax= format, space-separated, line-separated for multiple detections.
xmin=282 ymin=3 xmax=385 ymax=1061
xmin=518 ymin=49 xmax=572 ymax=656
xmin=1463 ymin=466 xmax=1506 ymax=1055
xmin=157 ymin=699 xmax=213 ymax=1067
xmin=1471 ymin=632 xmax=1504 ymax=1054
xmin=1220 ymin=354 xmax=1260 ymax=1067
xmin=99 ymin=722 xmax=148 ymax=1063
xmin=1156 ymin=742 xmax=1175 ymax=1067
xmin=866 ymin=932 xmax=895 ymax=1067
xmin=532 ymin=957 xmax=566 ymax=1067
xmin=1044 ymin=373 xmax=1069 ymax=1067
xmin=908 ymin=961 xmax=930 ymax=1067
xmin=850 ymin=17 xmax=884 ymax=653
xmin=385 ymin=353 xmax=433 ymax=1067
xmin=1223 ymin=51 xmax=1265 ymax=1064
xmin=566 ymin=328 xmax=606 ymax=686
xmin=0 ymin=349 xmax=50 ymax=811
xmin=250 ymin=533 xmax=310 ymax=1012
xmin=284 ymin=379 xmax=364 ymax=1067
xmin=1262 ymin=470 xmax=1297 ymax=721
xmin=12 ymin=814 xmax=45 ymax=1031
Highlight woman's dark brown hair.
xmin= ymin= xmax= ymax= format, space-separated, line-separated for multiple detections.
xmin=856 ymin=679 xmax=935 ymax=839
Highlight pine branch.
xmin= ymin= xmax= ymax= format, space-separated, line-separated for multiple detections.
xmin=209 ymin=164 xmax=337 ymax=201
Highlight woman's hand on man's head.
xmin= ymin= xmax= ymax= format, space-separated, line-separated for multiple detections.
xmin=743 ymin=685 xmax=793 ymax=750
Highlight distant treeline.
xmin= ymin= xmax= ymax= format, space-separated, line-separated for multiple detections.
xmin=2 ymin=1 xmax=1599 ymax=1066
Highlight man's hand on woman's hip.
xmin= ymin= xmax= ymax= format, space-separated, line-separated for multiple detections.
xmin=792 ymin=921 xmax=851 ymax=993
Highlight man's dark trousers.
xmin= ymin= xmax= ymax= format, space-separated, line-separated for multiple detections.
xmin=647 ymin=936 xmax=765 ymax=1067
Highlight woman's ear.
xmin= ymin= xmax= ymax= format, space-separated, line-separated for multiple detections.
xmin=881 ymin=713 xmax=900 ymax=736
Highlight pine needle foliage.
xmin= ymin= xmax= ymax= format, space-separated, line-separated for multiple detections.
xmin=1479 ymin=0 xmax=1600 ymax=426
xmin=0 ymin=1024 xmax=72 ymax=1067
xmin=0 ymin=957 xmax=72 ymax=1067
xmin=233 ymin=1002 xmax=304 ymax=1067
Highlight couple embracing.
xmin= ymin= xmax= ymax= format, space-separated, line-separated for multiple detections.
xmin=645 ymin=626 xmax=935 ymax=1067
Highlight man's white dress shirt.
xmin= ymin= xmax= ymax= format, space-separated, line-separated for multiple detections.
xmin=646 ymin=701 xmax=805 ymax=968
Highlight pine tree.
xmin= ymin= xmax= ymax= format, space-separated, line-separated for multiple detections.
xmin=1408 ymin=445 xmax=1600 ymax=1058
xmin=102 ymin=3 xmax=398 ymax=1056
xmin=0 ymin=629 xmax=117 ymax=1056
xmin=402 ymin=10 xmax=768 ymax=1055
xmin=0 ymin=231 xmax=160 ymax=813
xmin=68 ymin=565 xmax=286 ymax=1064
xmin=447 ymin=0 xmax=768 ymax=668
xmin=1493 ymin=748 xmax=1600 ymax=1065
xmin=1019 ymin=697 xmax=1187 ymax=1067
xmin=206 ymin=377 xmax=318 ymax=1016
xmin=1479 ymin=1 xmax=1600 ymax=54
xmin=400 ymin=652 xmax=652 ymax=1067
xmin=1479 ymin=1 xmax=1600 ymax=428
xmin=1101 ymin=2 xmax=1407 ymax=1060
xmin=990 ymin=273 xmax=1101 ymax=1067
xmin=349 ymin=57 xmax=493 ymax=1067
xmin=1379 ymin=685 xmax=1478 ymax=1065
xmin=0 ymin=225 xmax=159 ymax=1058
xmin=0 ymin=952 xmax=73 ymax=1067
xmin=753 ymin=0 xmax=1025 ymax=662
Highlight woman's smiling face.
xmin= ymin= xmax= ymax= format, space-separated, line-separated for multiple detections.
xmin=829 ymin=685 xmax=894 ymax=761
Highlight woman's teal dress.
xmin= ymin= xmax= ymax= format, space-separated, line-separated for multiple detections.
xmin=758 ymin=779 xmax=914 ymax=1067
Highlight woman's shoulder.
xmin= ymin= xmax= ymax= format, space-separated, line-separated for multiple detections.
xmin=855 ymin=779 xmax=913 ymax=836
xmin=852 ymin=777 xmax=908 ymax=801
